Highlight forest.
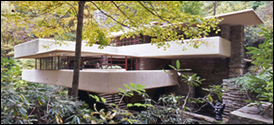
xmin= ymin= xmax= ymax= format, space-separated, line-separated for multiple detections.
xmin=1 ymin=1 xmax=273 ymax=124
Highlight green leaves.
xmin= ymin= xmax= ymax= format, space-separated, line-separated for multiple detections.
xmin=118 ymin=83 xmax=146 ymax=97
xmin=176 ymin=60 xmax=180 ymax=69
xmin=1 ymin=58 xmax=92 ymax=124
xmin=228 ymin=28 xmax=273 ymax=116
xmin=130 ymin=83 xmax=135 ymax=88
xmin=124 ymin=84 xmax=131 ymax=90
xmin=18 ymin=107 xmax=28 ymax=120
xmin=136 ymin=93 xmax=184 ymax=124
xmin=101 ymin=97 xmax=107 ymax=103
xmin=90 ymin=94 xmax=100 ymax=102
xmin=246 ymin=28 xmax=273 ymax=72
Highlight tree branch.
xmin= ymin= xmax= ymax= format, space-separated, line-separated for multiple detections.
xmin=60 ymin=7 xmax=72 ymax=19
xmin=90 ymin=1 xmax=130 ymax=28
xmin=137 ymin=1 xmax=175 ymax=28
xmin=65 ymin=1 xmax=78 ymax=17
xmin=181 ymin=84 xmax=191 ymax=123
xmin=41 ymin=2 xmax=64 ymax=16
xmin=110 ymin=1 xmax=135 ymax=26
xmin=45 ymin=96 xmax=50 ymax=123
xmin=192 ymin=103 xmax=208 ymax=113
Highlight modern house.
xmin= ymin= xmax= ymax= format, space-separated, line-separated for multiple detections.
xmin=14 ymin=9 xmax=263 ymax=105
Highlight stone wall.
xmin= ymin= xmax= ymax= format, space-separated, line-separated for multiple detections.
xmin=222 ymin=79 xmax=248 ymax=119
xmin=137 ymin=24 xmax=246 ymax=105
xmin=171 ymin=58 xmax=230 ymax=98
xmin=229 ymin=25 xmax=245 ymax=78
xmin=139 ymin=58 xmax=170 ymax=70
xmin=219 ymin=24 xmax=245 ymax=78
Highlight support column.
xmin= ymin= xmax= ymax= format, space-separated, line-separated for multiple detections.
xmin=125 ymin=56 xmax=127 ymax=70
xmin=220 ymin=24 xmax=231 ymax=41
xmin=229 ymin=25 xmax=245 ymax=78
xmin=35 ymin=58 xmax=37 ymax=69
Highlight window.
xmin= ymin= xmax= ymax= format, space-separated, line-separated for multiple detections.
xmin=36 ymin=57 xmax=59 ymax=70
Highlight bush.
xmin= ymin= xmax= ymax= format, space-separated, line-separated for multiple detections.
xmin=229 ymin=28 xmax=273 ymax=115
xmin=1 ymin=58 xmax=93 ymax=124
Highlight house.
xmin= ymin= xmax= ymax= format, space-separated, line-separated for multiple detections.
xmin=14 ymin=9 xmax=263 ymax=104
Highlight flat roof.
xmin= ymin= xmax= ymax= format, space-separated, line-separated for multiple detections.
xmin=110 ymin=9 xmax=264 ymax=38
xmin=210 ymin=9 xmax=264 ymax=26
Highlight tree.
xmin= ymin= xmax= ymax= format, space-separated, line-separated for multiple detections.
xmin=178 ymin=1 xmax=204 ymax=16
xmin=7 ymin=1 xmax=221 ymax=98
xmin=202 ymin=1 xmax=251 ymax=16
xmin=1 ymin=1 xmax=36 ymax=59
xmin=71 ymin=1 xmax=85 ymax=99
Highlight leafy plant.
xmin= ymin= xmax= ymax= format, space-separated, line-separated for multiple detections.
xmin=136 ymin=93 xmax=192 ymax=124
xmin=87 ymin=60 xmax=225 ymax=124
xmin=229 ymin=28 xmax=273 ymax=115
xmin=162 ymin=60 xmax=224 ymax=122
xmin=1 ymin=58 xmax=94 ymax=124
xmin=88 ymin=83 xmax=151 ymax=124
xmin=246 ymin=28 xmax=273 ymax=73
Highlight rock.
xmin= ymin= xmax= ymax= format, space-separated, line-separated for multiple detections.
xmin=228 ymin=102 xmax=273 ymax=124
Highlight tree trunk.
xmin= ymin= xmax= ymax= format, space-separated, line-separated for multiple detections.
xmin=70 ymin=1 xmax=85 ymax=99
xmin=213 ymin=1 xmax=216 ymax=15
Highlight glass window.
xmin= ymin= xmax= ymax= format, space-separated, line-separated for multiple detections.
xmin=36 ymin=57 xmax=62 ymax=70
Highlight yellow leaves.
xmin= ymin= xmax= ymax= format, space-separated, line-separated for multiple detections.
xmin=20 ymin=94 xmax=24 ymax=102
xmin=55 ymin=115 xmax=63 ymax=124
xmin=54 ymin=109 xmax=63 ymax=124
xmin=6 ymin=1 xmax=221 ymax=51
xmin=66 ymin=17 xmax=76 ymax=22
xmin=59 ymin=117 xmax=63 ymax=124
xmin=209 ymin=96 xmax=213 ymax=103
xmin=38 ymin=99 xmax=42 ymax=106
xmin=122 ymin=118 xmax=128 ymax=121
xmin=58 ymin=109 xmax=62 ymax=116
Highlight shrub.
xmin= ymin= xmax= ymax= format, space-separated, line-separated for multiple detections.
xmin=1 ymin=58 xmax=93 ymax=124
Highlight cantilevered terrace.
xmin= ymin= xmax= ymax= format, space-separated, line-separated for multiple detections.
xmin=14 ymin=9 xmax=263 ymax=94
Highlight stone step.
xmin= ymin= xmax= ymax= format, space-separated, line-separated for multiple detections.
xmin=222 ymin=95 xmax=248 ymax=101
xmin=222 ymin=93 xmax=247 ymax=97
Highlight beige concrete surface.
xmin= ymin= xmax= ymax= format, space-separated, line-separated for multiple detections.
xmin=211 ymin=9 xmax=263 ymax=26
xmin=22 ymin=69 xmax=178 ymax=94
xmin=14 ymin=36 xmax=230 ymax=59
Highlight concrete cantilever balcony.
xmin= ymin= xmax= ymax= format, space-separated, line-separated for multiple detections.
xmin=15 ymin=36 xmax=230 ymax=94
xmin=22 ymin=69 xmax=178 ymax=94
xmin=14 ymin=36 xmax=231 ymax=59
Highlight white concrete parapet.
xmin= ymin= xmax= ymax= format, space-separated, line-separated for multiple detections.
xmin=22 ymin=70 xmax=178 ymax=94
xmin=14 ymin=36 xmax=230 ymax=59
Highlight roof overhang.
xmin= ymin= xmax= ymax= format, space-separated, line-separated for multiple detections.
xmin=210 ymin=9 xmax=264 ymax=26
